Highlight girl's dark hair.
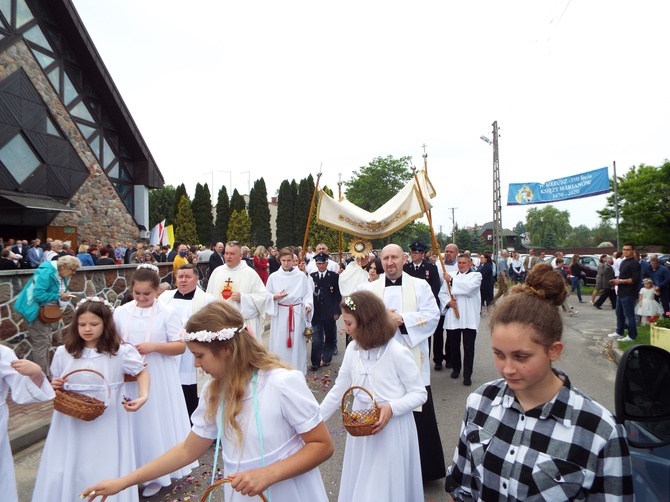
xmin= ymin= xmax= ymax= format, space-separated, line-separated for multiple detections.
xmin=64 ymin=301 xmax=120 ymax=358
xmin=489 ymin=262 xmax=566 ymax=348
xmin=131 ymin=266 xmax=160 ymax=289
xmin=366 ymin=257 xmax=383 ymax=274
xmin=340 ymin=290 xmax=395 ymax=350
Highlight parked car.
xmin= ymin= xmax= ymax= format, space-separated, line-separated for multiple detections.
xmin=615 ymin=345 xmax=670 ymax=501
xmin=563 ymin=254 xmax=598 ymax=286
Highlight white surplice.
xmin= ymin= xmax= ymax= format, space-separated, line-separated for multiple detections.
xmin=1 ymin=346 xmax=54 ymax=502
xmin=338 ymin=260 xmax=369 ymax=296
xmin=32 ymin=345 xmax=144 ymax=502
xmin=360 ymin=273 xmax=439 ymax=385
xmin=206 ymin=262 xmax=268 ymax=341
xmin=320 ymin=340 xmax=426 ymax=501
xmin=265 ymin=267 xmax=314 ymax=374
xmin=444 ymin=270 xmax=482 ymax=331
xmin=158 ymin=287 xmax=216 ymax=386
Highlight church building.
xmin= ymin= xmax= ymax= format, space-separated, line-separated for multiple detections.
xmin=0 ymin=0 xmax=162 ymax=245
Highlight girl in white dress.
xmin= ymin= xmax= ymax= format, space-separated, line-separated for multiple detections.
xmin=112 ymin=264 xmax=196 ymax=497
xmin=83 ymin=300 xmax=333 ymax=501
xmin=32 ymin=297 xmax=148 ymax=502
xmin=320 ymin=291 xmax=427 ymax=501
xmin=1 ymin=346 xmax=54 ymax=502
xmin=265 ymin=247 xmax=313 ymax=374
xmin=636 ymin=278 xmax=664 ymax=324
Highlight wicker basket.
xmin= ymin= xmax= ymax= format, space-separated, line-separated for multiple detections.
xmin=341 ymin=385 xmax=380 ymax=437
xmin=54 ymin=368 xmax=108 ymax=421
xmin=199 ymin=478 xmax=268 ymax=502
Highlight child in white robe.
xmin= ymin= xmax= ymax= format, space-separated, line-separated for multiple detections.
xmin=113 ymin=264 xmax=196 ymax=497
xmin=320 ymin=291 xmax=427 ymax=501
xmin=32 ymin=297 xmax=148 ymax=502
xmin=83 ymin=300 xmax=333 ymax=501
xmin=0 ymin=345 xmax=54 ymax=502
xmin=265 ymin=247 xmax=313 ymax=374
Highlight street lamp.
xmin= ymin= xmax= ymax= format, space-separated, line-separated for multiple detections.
xmin=202 ymin=170 xmax=232 ymax=205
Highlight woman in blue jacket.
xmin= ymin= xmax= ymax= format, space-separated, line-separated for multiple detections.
xmin=14 ymin=255 xmax=81 ymax=377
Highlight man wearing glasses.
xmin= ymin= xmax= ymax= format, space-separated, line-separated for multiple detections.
xmin=607 ymin=243 xmax=641 ymax=342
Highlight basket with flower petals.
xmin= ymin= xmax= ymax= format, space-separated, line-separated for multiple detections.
xmin=341 ymin=385 xmax=380 ymax=437
xmin=199 ymin=478 xmax=268 ymax=502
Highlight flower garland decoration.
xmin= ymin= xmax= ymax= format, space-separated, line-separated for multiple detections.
xmin=343 ymin=296 xmax=357 ymax=311
xmin=180 ymin=325 xmax=244 ymax=342
xmin=137 ymin=263 xmax=159 ymax=273
xmin=76 ymin=296 xmax=115 ymax=312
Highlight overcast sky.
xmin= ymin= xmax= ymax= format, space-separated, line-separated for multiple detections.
xmin=72 ymin=0 xmax=669 ymax=234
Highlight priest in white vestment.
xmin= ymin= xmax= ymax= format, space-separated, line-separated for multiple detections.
xmin=359 ymin=244 xmax=446 ymax=481
xmin=206 ymin=242 xmax=268 ymax=342
xmin=159 ymin=263 xmax=216 ymax=419
xmin=266 ymin=248 xmax=314 ymax=375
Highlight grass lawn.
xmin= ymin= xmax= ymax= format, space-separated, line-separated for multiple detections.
xmin=615 ymin=324 xmax=651 ymax=350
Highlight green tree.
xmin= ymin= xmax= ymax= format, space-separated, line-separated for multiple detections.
xmin=295 ymin=175 xmax=315 ymax=248
xmin=592 ymin=221 xmax=616 ymax=247
xmin=148 ymin=185 xmax=176 ymax=228
xmin=541 ymin=228 xmax=558 ymax=248
xmin=598 ymin=162 xmax=670 ymax=248
xmin=191 ymin=183 xmax=214 ymax=245
xmin=248 ymin=178 xmax=272 ymax=246
xmin=525 ymin=205 xmax=571 ymax=246
xmin=345 ymin=155 xmax=413 ymax=212
xmin=227 ymin=209 xmax=251 ymax=245
xmin=562 ymin=225 xmax=593 ymax=248
xmin=454 ymin=226 xmax=479 ymax=252
xmin=513 ymin=221 xmax=525 ymax=236
xmin=214 ymin=186 xmax=230 ymax=244
xmin=173 ymin=184 xmax=188 ymax=220
xmin=276 ymin=180 xmax=295 ymax=248
xmin=174 ymin=195 xmax=198 ymax=245
xmin=230 ymin=189 xmax=246 ymax=213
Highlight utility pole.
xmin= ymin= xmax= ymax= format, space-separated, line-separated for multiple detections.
xmin=491 ymin=121 xmax=503 ymax=258
xmin=449 ymin=207 xmax=457 ymax=245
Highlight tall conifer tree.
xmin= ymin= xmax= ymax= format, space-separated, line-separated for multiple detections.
xmin=215 ymin=186 xmax=230 ymax=244
xmin=276 ymin=180 xmax=295 ymax=248
xmin=249 ymin=178 xmax=272 ymax=245
xmin=191 ymin=183 xmax=214 ymax=245
xmin=174 ymin=195 xmax=198 ymax=244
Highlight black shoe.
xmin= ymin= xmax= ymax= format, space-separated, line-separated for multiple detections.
xmin=321 ymin=361 xmax=331 ymax=367
xmin=444 ymin=361 xmax=453 ymax=369
xmin=310 ymin=365 xmax=320 ymax=371
xmin=434 ymin=363 xmax=443 ymax=371
xmin=464 ymin=377 xmax=472 ymax=386
xmin=594 ymin=305 xmax=602 ymax=310
xmin=333 ymin=349 xmax=339 ymax=356
xmin=451 ymin=371 xmax=460 ymax=379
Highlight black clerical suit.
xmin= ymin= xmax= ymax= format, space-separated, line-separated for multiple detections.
xmin=309 ymin=269 xmax=342 ymax=369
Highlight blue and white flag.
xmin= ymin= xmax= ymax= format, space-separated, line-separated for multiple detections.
xmin=507 ymin=166 xmax=610 ymax=206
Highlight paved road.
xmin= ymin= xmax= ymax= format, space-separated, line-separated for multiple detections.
xmin=15 ymin=298 xmax=620 ymax=501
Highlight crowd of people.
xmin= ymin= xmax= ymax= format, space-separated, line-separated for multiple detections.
xmin=4 ymin=235 xmax=665 ymax=500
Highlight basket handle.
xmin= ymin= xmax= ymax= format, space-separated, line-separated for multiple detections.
xmin=61 ymin=368 xmax=111 ymax=401
xmin=199 ymin=478 xmax=268 ymax=502
xmin=340 ymin=385 xmax=377 ymax=414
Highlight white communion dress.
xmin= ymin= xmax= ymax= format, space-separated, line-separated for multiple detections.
xmin=1 ymin=346 xmax=54 ymax=502
xmin=320 ymin=339 xmax=427 ymax=501
xmin=31 ymin=345 xmax=144 ymax=502
xmin=113 ymin=300 xmax=197 ymax=488
xmin=191 ymin=368 xmax=329 ymax=501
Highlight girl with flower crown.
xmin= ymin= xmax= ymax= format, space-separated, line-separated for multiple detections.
xmin=320 ymin=290 xmax=427 ymax=501
xmin=112 ymin=265 xmax=196 ymax=497
xmin=84 ymin=300 xmax=333 ymax=501
xmin=32 ymin=297 xmax=149 ymax=502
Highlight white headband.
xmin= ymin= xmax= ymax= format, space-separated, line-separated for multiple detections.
xmin=179 ymin=326 xmax=244 ymax=343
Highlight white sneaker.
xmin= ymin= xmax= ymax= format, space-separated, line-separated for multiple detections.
xmin=607 ymin=332 xmax=622 ymax=339
xmin=618 ymin=336 xmax=634 ymax=342
xmin=142 ymin=483 xmax=162 ymax=498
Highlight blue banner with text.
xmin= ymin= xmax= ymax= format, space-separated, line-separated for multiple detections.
xmin=507 ymin=167 xmax=610 ymax=206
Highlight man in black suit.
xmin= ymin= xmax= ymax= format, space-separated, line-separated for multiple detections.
xmin=309 ymin=252 xmax=342 ymax=371
xmin=208 ymin=241 xmax=224 ymax=277
xmin=403 ymin=240 xmax=445 ymax=370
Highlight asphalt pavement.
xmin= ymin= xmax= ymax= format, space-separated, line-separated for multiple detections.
xmin=14 ymin=296 xmax=622 ymax=501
